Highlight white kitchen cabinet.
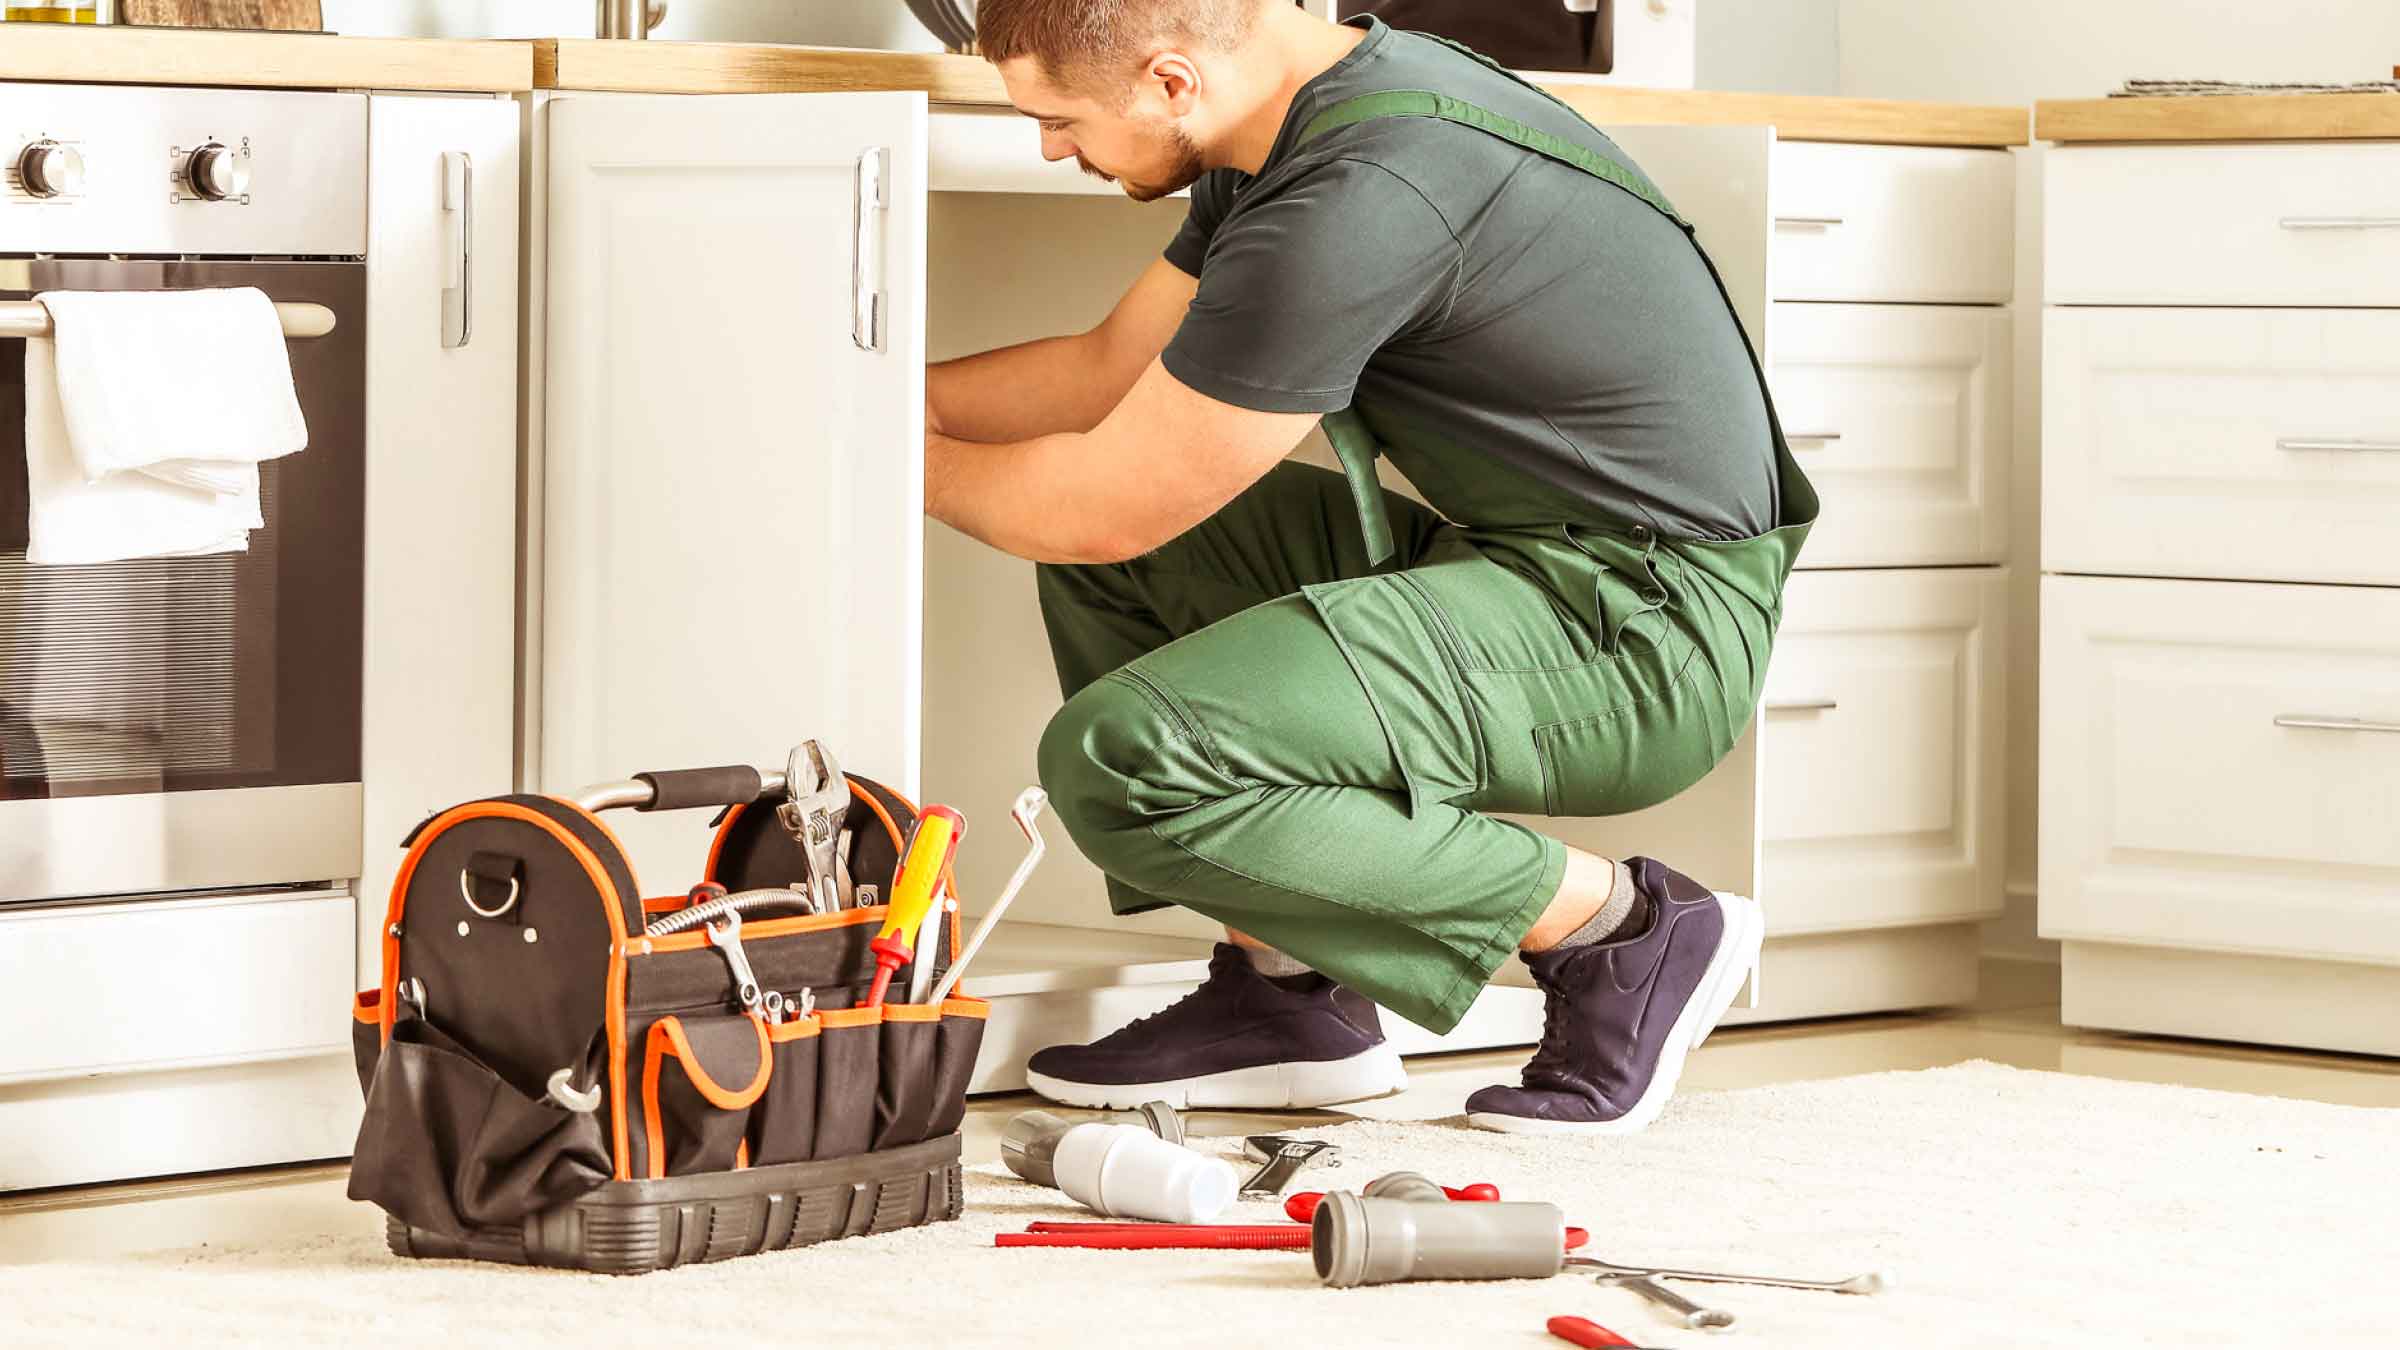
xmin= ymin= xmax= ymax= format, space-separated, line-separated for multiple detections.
xmin=360 ymin=93 xmax=521 ymax=979
xmin=2043 ymin=306 xmax=2400 ymax=587
xmin=2046 ymin=143 xmax=2400 ymax=308
xmin=1769 ymin=142 xmax=2014 ymax=304
xmin=2041 ymin=575 xmax=2400 ymax=1055
xmin=1764 ymin=568 xmax=2008 ymax=938
xmin=529 ymin=92 xmax=927 ymax=888
xmin=1771 ymin=302 xmax=2012 ymax=568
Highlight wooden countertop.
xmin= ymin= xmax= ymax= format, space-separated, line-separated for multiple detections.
xmin=532 ymin=39 xmax=2028 ymax=149
xmin=2039 ymin=94 xmax=2400 ymax=144
xmin=0 ymin=24 xmax=532 ymax=92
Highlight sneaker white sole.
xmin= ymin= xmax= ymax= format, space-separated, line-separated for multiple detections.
xmin=1025 ymin=1042 xmax=1409 ymax=1111
xmin=1467 ymin=890 xmax=1765 ymax=1137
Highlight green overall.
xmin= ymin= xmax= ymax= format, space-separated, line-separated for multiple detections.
xmin=1035 ymin=78 xmax=1819 ymax=1035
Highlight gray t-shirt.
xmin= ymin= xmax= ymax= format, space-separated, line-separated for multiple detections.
xmin=1162 ymin=18 xmax=1778 ymax=541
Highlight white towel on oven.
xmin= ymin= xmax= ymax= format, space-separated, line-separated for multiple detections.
xmin=35 ymin=286 xmax=308 ymax=495
xmin=20 ymin=336 xmax=256 ymax=565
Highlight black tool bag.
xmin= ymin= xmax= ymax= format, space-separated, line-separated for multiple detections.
xmin=1340 ymin=0 xmax=1617 ymax=74
xmin=347 ymin=762 xmax=988 ymax=1274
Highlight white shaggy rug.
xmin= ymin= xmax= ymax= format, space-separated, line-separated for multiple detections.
xmin=6 ymin=1062 xmax=2393 ymax=1349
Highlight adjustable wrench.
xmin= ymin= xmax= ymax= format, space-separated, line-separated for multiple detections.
xmin=777 ymin=741 xmax=851 ymax=913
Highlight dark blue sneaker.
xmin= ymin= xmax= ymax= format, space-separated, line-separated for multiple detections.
xmin=1025 ymin=944 xmax=1407 ymax=1110
xmin=1466 ymin=858 xmax=1762 ymax=1135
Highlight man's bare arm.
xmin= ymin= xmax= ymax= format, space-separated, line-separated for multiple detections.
xmin=927 ymin=258 xmax=1198 ymax=443
xmin=928 ymin=357 xmax=1318 ymax=564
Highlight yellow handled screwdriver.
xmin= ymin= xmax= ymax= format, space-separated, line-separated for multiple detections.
xmin=865 ymin=804 xmax=965 ymax=1007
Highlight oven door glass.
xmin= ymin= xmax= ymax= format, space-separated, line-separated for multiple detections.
xmin=0 ymin=260 xmax=363 ymax=803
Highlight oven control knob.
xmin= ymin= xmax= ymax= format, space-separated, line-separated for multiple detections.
xmin=17 ymin=140 xmax=84 ymax=198
xmin=185 ymin=142 xmax=250 ymax=201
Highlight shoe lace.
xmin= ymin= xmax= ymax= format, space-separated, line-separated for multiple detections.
xmin=1101 ymin=949 xmax=1239 ymax=1042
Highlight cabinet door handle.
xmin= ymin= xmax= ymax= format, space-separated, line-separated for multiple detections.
xmin=853 ymin=146 xmax=889 ymax=354
xmin=1767 ymin=698 xmax=1838 ymax=713
xmin=1775 ymin=216 xmax=1844 ymax=229
xmin=2278 ymin=217 xmax=2400 ymax=231
xmin=2276 ymin=437 xmax=2400 ymax=453
xmin=440 ymin=151 xmax=471 ymax=350
xmin=2274 ymin=714 xmax=2400 ymax=735
xmin=1785 ymin=431 xmax=1843 ymax=443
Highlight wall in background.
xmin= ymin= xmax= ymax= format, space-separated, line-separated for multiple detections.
xmin=1837 ymin=0 xmax=2400 ymax=102
xmin=1695 ymin=0 xmax=1838 ymax=95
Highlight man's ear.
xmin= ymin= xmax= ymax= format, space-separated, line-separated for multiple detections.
xmin=1149 ymin=51 xmax=1203 ymax=116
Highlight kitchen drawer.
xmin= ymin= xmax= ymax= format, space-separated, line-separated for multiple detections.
xmin=2043 ymin=307 xmax=2400 ymax=586
xmin=2046 ymin=143 xmax=2400 ymax=307
xmin=0 ymin=889 xmax=353 ymax=1084
xmin=1768 ymin=142 xmax=2014 ymax=304
xmin=2040 ymin=575 xmax=2400 ymax=965
xmin=1771 ymin=303 xmax=2012 ymax=568
xmin=1760 ymin=567 xmax=2008 ymax=935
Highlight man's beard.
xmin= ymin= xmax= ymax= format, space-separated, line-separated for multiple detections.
xmin=1079 ymin=123 xmax=1205 ymax=202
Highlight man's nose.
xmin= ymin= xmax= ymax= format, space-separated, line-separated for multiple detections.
xmin=1039 ymin=130 xmax=1075 ymax=163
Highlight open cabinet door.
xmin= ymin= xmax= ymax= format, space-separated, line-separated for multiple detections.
xmin=1495 ymin=122 xmax=1779 ymax=922
xmin=538 ymin=93 xmax=927 ymax=887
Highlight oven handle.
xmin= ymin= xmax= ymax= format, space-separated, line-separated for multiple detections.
xmin=0 ymin=299 xmax=336 ymax=339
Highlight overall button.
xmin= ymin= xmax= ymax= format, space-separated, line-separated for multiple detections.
xmin=1627 ymin=525 xmax=1654 ymax=548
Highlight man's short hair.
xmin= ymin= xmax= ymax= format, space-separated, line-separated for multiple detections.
xmin=976 ymin=0 xmax=1269 ymax=98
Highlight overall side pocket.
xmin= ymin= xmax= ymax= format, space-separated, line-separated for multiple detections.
xmin=640 ymin=1012 xmax=772 ymax=1178
xmin=747 ymin=1014 xmax=823 ymax=1167
xmin=812 ymin=1006 xmax=883 ymax=1161
xmin=923 ymin=997 xmax=990 ymax=1140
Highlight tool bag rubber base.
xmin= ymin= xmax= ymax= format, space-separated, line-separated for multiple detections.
xmin=383 ymin=1134 xmax=964 ymax=1275
xmin=349 ymin=764 xmax=986 ymax=1275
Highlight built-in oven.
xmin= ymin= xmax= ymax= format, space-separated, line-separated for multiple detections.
xmin=0 ymin=82 xmax=370 ymax=911
xmin=0 ymin=258 xmax=365 ymax=905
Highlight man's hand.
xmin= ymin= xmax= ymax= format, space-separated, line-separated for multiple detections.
xmin=928 ymin=358 xmax=1320 ymax=565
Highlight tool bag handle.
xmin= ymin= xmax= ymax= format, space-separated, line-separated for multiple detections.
xmin=570 ymin=765 xmax=768 ymax=814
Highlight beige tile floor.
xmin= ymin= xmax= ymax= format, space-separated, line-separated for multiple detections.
xmin=5 ymin=959 xmax=2396 ymax=1266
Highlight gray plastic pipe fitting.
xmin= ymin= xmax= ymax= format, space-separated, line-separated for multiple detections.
xmin=999 ymin=1101 xmax=1182 ymax=1189
xmin=1311 ymin=1188 xmax=1569 ymax=1288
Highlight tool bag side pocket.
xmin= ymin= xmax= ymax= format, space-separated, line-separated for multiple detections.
xmin=873 ymin=1004 xmax=943 ymax=1151
xmin=640 ymin=1013 xmax=773 ymax=1178
xmin=812 ymin=1005 xmax=882 ymax=1160
xmin=347 ymin=1014 xmax=611 ymax=1239
xmin=747 ymin=1013 xmax=824 ymax=1166
xmin=924 ymin=997 xmax=989 ymax=1139
xmin=351 ymin=989 xmax=383 ymax=1099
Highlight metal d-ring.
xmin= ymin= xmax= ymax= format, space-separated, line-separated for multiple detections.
xmin=545 ymin=1067 xmax=603 ymax=1113
xmin=459 ymin=868 xmax=521 ymax=920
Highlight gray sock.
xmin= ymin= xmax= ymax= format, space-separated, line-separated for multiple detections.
xmin=1549 ymin=859 xmax=1648 ymax=950
xmin=1242 ymin=945 xmax=1314 ymax=979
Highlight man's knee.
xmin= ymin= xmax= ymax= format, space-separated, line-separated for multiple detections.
xmin=1037 ymin=672 xmax=1211 ymax=893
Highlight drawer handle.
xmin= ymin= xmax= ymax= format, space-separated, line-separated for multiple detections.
xmin=1785 ymin=432 xmax=1843 ymax=444
xmin=2276 ymin=437 xmax=2400 ymax=453
xmin=1767 ymin=698 xmax=1838 ymax=713
xmin=1774 ymin=216 xmax=1844 ymax=229
xmin=2277 ymin=217 xmax=2400 ymax=231
xmin=2274 ymin=714 xmax=2400 ymax=735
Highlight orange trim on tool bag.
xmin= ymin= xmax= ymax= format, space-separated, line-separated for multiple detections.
xmin=736 ymin=1139 xmax=750 ymax=1171
xmin=381 ymin=797 xmax=640 ymax=1182
xmin=641 ymin=1013 xmax=772 ymax=1181
xmin=641 ymin=895 xmax=693 ymax=917
xmin=629 ymin=903 xmax=888 ymax=957
xmin=816 ymin=1005 xmax=882 ymax=1030
xmin=704 ymin=802 xmax=747 ymax=882
xmin=767 ymin=1014 xmax=823 ymax=1043
xmin=846 ymin=776 xmax=908 ymax=854
xmin=939 ymin=996 xmax=991 ymax=1020
xmin=352 ymin=990 xmax=381 ymax=1024
xmin=882 ymin=1003 xmax=942 ymax=1024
